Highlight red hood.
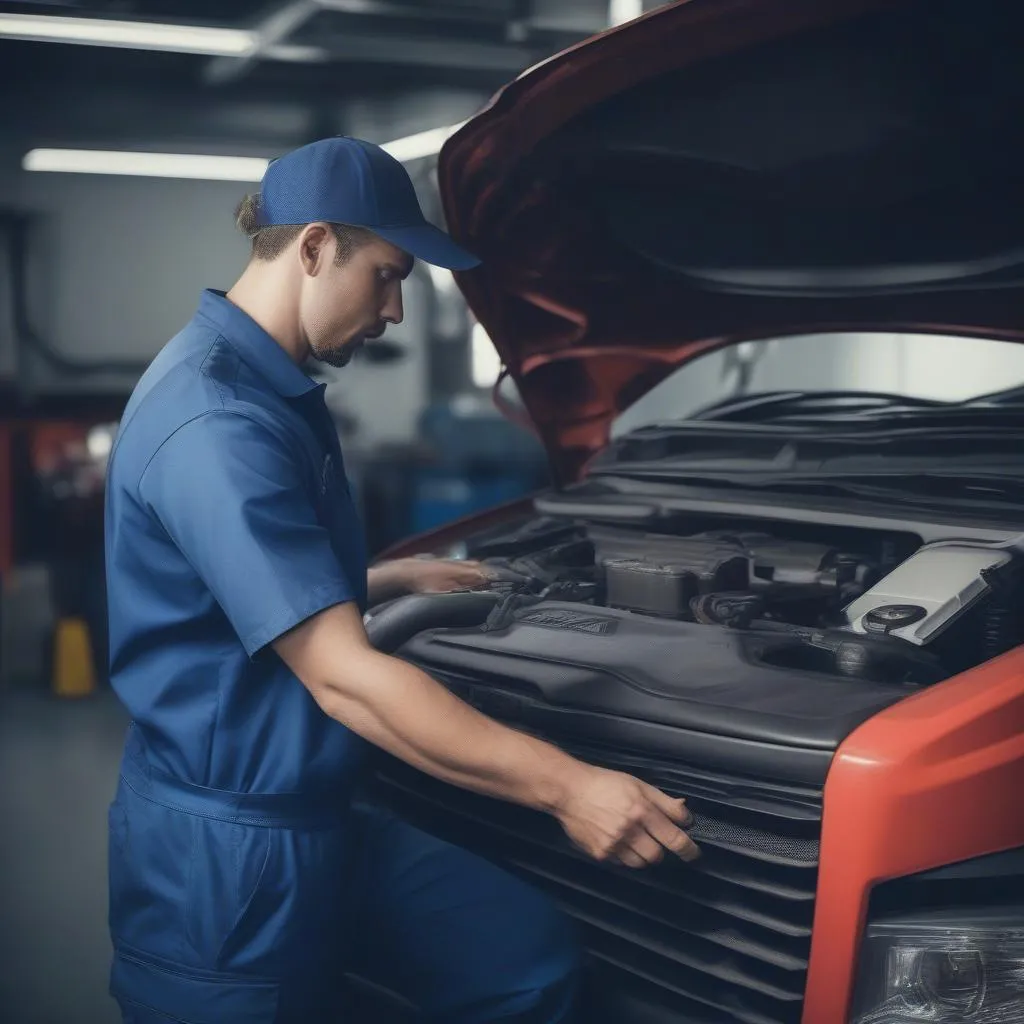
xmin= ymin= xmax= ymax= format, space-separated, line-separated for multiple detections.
xmin=437 ymin=0 xmax=1024 ymax=483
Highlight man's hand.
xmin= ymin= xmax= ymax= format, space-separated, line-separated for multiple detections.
xmin=553 ymin=766 xmax=700 ymax=867
xmin=368 ymin=557 xmax=492 ymax=605
xmin=403 ymin=557 xmax=492 ymax=594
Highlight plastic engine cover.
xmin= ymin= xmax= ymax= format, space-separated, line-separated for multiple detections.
xmin=399 ymin=602 xmax=915 ymax=785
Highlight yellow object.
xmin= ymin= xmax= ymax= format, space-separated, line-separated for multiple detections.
xmin=52 ymin=617 xmax=96 ymax=698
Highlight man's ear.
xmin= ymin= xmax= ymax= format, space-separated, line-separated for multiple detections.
xmin=298 ymin=223 xmax=332 ymax=276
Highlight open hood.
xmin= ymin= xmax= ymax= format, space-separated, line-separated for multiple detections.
xmin=438 ymin=0 xmax=1024 ymax=482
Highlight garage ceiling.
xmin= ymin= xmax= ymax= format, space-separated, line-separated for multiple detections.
xmin=0 ymin=0 xmax=622 ymax=109
xmin=0 ymin=0 xmax=664 ymax=159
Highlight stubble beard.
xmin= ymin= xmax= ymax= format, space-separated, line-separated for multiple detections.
xmin=310 ymin=337 xmax=360 ymax=369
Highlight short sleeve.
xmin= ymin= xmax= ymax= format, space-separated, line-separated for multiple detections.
xmin=139 ymin=411 xmax=355 ymax=656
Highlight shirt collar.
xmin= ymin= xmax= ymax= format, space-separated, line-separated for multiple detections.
xmin=196 ymin=289 xmax=321 ymax=400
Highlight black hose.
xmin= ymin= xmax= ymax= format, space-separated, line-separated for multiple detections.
xmin=364 ymin=590 xmax=503 ymax=655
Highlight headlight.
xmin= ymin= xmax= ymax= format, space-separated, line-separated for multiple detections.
xmin=852 ymin=913 xmax=1024 ymax=1023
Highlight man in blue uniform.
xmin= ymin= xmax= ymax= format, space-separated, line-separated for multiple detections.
xmin=104 ymin=136 xmax=699 ymax=1024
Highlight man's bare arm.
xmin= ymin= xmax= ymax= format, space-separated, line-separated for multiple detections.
xmin=273 ymin=602 xmax=700 ymax=867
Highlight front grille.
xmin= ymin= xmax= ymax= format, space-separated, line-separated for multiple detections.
xmin=370 ymin=726 xmax=822 ymax=1024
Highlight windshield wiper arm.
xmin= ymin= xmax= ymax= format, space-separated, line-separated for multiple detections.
xmin=692 ymin=390 xmax=951 ymax=422
xmin=597 ymin=454 xmax=1024 ymax=477
xmin=591 ymin=466 xmax=1024 ymax=509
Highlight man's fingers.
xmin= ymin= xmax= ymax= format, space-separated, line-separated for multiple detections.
xmin=456 ymin=561 xmax=493 ymax=582
xmin=621 ymin=831 xmax=665 ymax=868
xmin=429 ymin=560 xmax=493 ymax=592
xmin=613 ymin=817 xmax=677 ymax=870
xmin=615 ymin=847 xmax=649 ymax=870
xmin=644 ymin=784 xmax=692 ymax=826
xmin=643 ymin=806 xmax=701 ymax=862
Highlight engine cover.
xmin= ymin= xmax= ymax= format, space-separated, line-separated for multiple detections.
xmin=844 ymin=541 xmax=1013 ymax=645
xmin=399 ymin=601 xmax=916 ymax=786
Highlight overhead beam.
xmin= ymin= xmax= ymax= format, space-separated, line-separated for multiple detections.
xmin=204 ymin=0 xmax=319 ymax=84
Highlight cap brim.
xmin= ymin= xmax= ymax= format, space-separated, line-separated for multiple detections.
xmin=372 ymin=223 xmax=480 ymax=271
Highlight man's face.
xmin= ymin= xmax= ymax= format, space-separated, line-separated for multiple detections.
xmin=297 ymin=227 xmax=412 ymax=369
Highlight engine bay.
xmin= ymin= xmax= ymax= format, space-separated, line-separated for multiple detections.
xmin=368 ymin=505 xmax=1024 ymax=775
xmin=401 ymin=509 xmax=1024 ymax=691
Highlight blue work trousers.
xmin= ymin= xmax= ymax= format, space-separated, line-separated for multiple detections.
xmin=107 ymin=754 xmax=580 ymax=1023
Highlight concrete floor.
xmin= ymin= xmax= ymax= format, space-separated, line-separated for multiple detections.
xmin=0 ymin=685 xmax=129 ymax=1024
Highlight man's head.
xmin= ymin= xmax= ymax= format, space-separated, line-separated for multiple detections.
xmin=231 ymin=136 xmax=478 ymax=369
xmin=235 ymin=195 xmax=413 ymax=367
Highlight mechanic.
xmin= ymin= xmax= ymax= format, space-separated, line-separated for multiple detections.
xmin=103 ymin=136 xmax=700 ymax=1024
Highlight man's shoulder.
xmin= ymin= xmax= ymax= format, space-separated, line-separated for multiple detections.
xmin=110 ymin=326 xmax=290 ymax=488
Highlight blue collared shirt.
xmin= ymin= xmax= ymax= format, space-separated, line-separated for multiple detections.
xmin=105 ymin=289 xmax=370 ymax=794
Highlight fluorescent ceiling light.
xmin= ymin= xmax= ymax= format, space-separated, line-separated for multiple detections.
xmin=0 ymin=13 xmax=256 ymax=56
xmin=22 ymin=149 xmax=269 ymax=181
xmin=22 ymin=122 xmax=466 ymax=181
xmin=471 ymin=322 xmax=502 ymax=389
xmin=381 ymin=122 xmax=466 ymax=163
xmin=427 ymin=264 xmax=459 ymax=295
xmin=608 ymin=0 xmax=644 ymax=26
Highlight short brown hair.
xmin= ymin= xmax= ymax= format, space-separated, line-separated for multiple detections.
xmin=235 ymin=193 xmax=374 ymax=264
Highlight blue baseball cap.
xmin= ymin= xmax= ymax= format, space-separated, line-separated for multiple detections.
xmin=256 ymin=136 xmax=480 ymax=271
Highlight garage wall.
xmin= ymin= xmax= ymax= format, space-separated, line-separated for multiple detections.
xmin=5 ymin=169 xmax=253 ymax=389
xmin=0 ymin=230 xmax=16 ymax=383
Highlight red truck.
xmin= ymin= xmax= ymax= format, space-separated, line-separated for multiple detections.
xmin=363 ymin=1 xmax=1024 ymax=1021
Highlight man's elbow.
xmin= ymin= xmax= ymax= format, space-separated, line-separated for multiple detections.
xmin=301 ymin=671 xmax=345 ymax=719
xmin=286 ymin=647 xmax=383 ymax=725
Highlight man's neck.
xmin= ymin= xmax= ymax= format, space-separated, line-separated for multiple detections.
xmin=226 ymin=266 xmax=308 ymax=366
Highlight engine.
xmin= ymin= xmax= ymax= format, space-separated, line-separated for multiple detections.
xmin=394 ymin=514 xmax=1024 ymax=689
xmin=360 ymin=509 xmax=1024 ymax=780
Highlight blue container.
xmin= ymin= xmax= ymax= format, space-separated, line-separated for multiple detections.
xmin=411 ymin=471 xmax=533 ymax=534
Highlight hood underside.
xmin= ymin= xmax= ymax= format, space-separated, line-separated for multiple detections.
xmin=438 ymin=0 xmax=1024 ymax=482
